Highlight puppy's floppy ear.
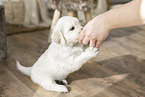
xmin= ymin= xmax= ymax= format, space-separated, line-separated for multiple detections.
xmin=51 ymin=26 xmax=66 ymax=45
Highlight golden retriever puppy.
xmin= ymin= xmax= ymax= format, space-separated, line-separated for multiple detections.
xmin=17 ymin=16 xmax=99 ymax=92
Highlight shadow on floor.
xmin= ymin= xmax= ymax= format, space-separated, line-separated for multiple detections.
xmin=67 ymin=55 xmax=145 ymax=86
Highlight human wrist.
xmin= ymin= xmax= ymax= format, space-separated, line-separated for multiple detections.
xmin=102 ymin=10 xmax=117 ymax=31
xmin=94 ymin=12 xmax=114 ymax=32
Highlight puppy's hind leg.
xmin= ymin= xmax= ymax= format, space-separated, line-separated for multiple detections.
xmin=39 ymin=78 xmax=68 ymax=93
xmin=55 ymin=79 xmax=68 ymax=85
xmin=61 ymin=79 xmax=68 ymax=85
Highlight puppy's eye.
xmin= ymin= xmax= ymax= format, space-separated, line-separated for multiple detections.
xmin=70 ymin=27 xmax=75 ymax=31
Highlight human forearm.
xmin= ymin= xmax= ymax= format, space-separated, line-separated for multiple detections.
xmin=78 ymin=0 xmax=145 ymax=48
xmin=103 ymin=0 xmax=144 ymax=30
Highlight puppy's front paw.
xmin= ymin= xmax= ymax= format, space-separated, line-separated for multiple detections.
xmin=85 ymin=47 xmax=99 ymax=57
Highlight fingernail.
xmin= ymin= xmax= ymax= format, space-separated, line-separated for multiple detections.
xmin=83 ymin=41 xmax=88 ymax=45
xmin=96 ymin=45 xmax=99 ymax=48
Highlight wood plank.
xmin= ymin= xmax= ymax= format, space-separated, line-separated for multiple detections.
xmin=0 ymin=61 xmax=35 ymax=97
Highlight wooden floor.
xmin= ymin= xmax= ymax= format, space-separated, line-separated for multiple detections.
xmin=0 ymin=25 xmax=145 ymax=97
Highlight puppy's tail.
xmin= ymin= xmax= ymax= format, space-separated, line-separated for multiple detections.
xmin=16 ymin=60 xmax=32 ymax=76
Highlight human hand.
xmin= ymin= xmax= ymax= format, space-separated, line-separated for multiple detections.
xmin=78 ymin=15 xmax=111 ymax=48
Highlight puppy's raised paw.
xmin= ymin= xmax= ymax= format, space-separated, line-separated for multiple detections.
xmin=92 ymin=47 xmax=99 ymax=53
xmin=85 ymin=47 xmax=99 ymax=57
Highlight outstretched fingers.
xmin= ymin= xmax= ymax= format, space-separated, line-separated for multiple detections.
xmin=82 ymin=37 xmax=90 ymax=45
xmin=90 ymin=40 xmax=96 ymax=47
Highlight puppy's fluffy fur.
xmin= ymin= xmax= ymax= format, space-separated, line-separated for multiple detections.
xmin=17 ymin=16 xmax=99 ymax=92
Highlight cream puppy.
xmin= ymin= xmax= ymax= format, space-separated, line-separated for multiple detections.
xmin=17 ymin=16 xmax=99 ymax=92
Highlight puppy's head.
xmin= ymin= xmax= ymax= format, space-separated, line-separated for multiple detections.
xmin=52 ymin=16 xmax=82 ymax=46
